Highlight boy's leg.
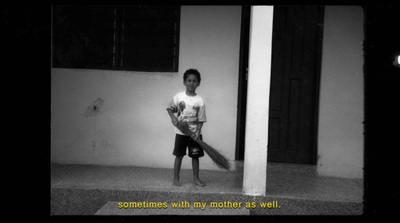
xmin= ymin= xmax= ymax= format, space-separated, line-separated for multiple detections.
xmin=173 ymin=156 xmax=183 ymax=187
xmin=172 ymin=134 xmax=188 ymax=187
xmin=192 ymin=157 xmax=206 ymax=187
xmin=188 ymin=135 xmax=206 ymax=187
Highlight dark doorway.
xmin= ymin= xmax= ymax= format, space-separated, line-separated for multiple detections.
xmin=235 ymin=6 xmax=250 ymax=160
xmin=235 ymin=6 xmax=324 ymax=164
xmin=267 ymin=6 xmax=324 ymax=164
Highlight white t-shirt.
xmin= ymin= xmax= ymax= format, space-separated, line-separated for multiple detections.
xmin=168 ymin=91 xmax=207 ymax=135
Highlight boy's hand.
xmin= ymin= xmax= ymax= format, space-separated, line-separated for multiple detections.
xmin=191 ymin=130 xmax=200 ymax=141
xmin=171 ymin=117 xmax=179 ymax=126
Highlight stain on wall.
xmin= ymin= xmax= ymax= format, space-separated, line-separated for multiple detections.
xmin=85 ymin=98 xmax=104 ymax=117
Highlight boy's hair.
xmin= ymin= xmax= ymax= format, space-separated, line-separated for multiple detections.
xmin=183 ymin=69 xmax=201 ymax=83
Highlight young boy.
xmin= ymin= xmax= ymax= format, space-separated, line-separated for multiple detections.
xmin=166 ymin=69 xmax=207 ymax=187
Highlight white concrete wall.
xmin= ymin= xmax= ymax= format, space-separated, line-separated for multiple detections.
xmin=51 ymin=6 xmax=242 ymax=170
xmin=317 ymin=6 xmax=364 ymax=178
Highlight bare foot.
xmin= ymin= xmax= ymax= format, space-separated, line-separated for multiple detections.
xmin=172 ymin=178 xmax=181 ymax=187
xmin=194 ymin=178 xmax=206 ymax=187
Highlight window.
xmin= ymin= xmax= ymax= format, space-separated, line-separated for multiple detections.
xmin=52 ymin=5 xmax=180 ymax=72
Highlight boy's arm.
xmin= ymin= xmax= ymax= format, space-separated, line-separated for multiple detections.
xmin=192 ymin=122 xmax=204 ymax=140
xmin=166 ymin=108 xmax=179 ymax=126
xmin=193 ymin=100 xmax=206 ymax=140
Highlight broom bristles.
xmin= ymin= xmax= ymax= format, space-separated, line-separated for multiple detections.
xmin=176 ymin=122 xmax=231 ymax=170
xmin=195 ymin=140 xmax=231 ymax=170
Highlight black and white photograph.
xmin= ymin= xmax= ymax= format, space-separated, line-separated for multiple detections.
xmin=7 ymin=1 xmax=393 ymax=220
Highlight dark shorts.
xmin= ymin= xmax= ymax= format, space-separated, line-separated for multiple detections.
xmin=173 ymin=134 xmax=204 ymax=158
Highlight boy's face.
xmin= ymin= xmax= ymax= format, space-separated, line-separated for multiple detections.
xmin=184 ymin=74 xmax=200 ymax=92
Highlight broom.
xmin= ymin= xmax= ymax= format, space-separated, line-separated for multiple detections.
xmin=176 ymin=121 xmax=231 ymax=170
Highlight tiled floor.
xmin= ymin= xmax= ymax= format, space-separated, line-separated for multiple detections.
xmin=50 ymin=162 xmax=363 ymax=215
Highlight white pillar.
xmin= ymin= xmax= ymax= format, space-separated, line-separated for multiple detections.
xmin=243 ymin=6 xmax=274 ymax=196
